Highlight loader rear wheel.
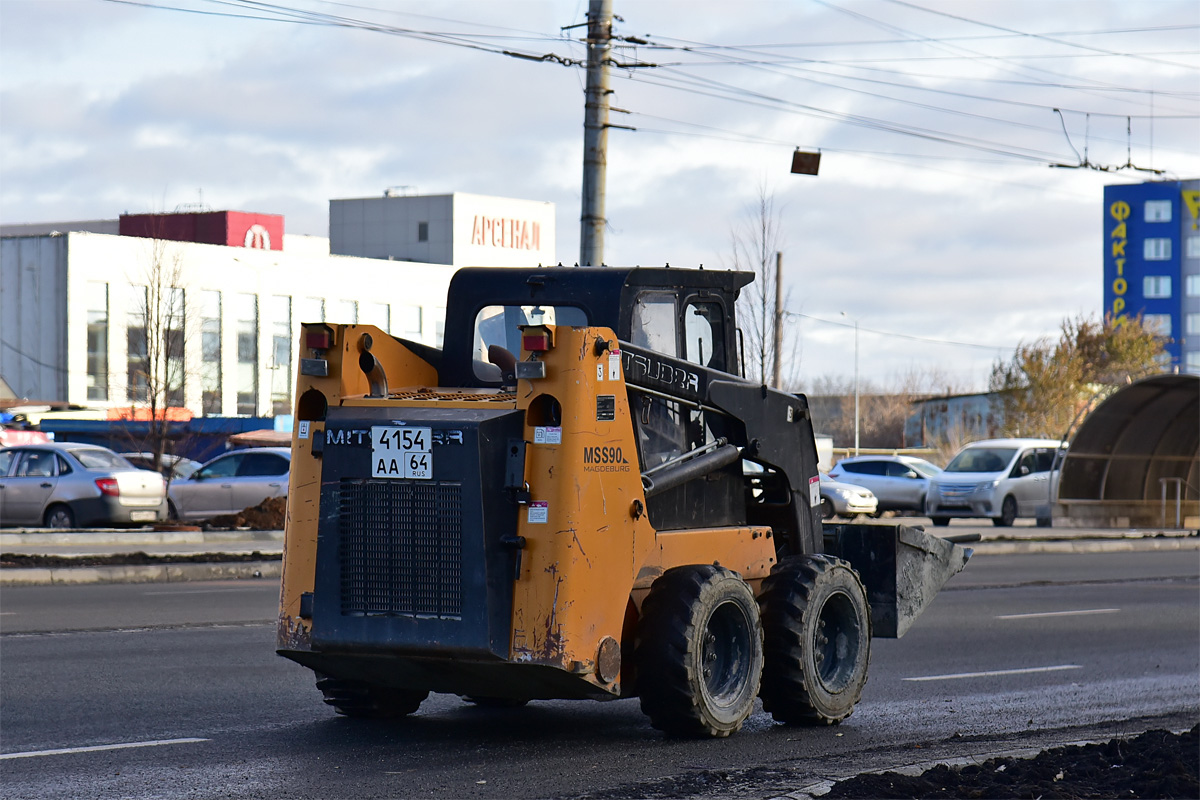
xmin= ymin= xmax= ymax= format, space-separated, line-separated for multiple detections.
xmin=315 ymin=674 xmax=427 ymax=718
xmin=758 ymin=555 xmax=871 ymax=726
xmin=635 ymin=565 xmax=763 ymax=738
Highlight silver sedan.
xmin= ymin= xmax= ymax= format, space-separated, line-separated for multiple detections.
xmin=168 ymin=447 xmax=290 ymax=522
xmin=0 ymin=443 xmax=168 ymax=528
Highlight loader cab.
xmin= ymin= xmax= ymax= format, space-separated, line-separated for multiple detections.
xmin=441 ymin=267 xmax=752 ymax=389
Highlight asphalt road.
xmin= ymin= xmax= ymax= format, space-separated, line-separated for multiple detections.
xmin=1 ymin=550 xmax=1196 ymax=800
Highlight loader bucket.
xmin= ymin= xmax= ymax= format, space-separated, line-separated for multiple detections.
xmin=822 ymin=523 xmax=971 ymax=639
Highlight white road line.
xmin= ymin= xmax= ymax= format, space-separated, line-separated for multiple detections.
xmin=903 ymin=665 xmax=1081 ymax=682
xmin=0 ymin=738 xmax=209 ymax=760
xmin=997 ymin=608 xmax=1119 ymax=620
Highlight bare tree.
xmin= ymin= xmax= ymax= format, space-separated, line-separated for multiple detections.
xmin=123 ymin=232 xmax=192 ymax=482
xmin=728 ymin=183 xmax=796 ymax=385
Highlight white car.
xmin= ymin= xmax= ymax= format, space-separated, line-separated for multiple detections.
xmin=818 ymin=473 xmax=878 ymax=520
xmin=925 ymin=438 xmax=1064 ymax=527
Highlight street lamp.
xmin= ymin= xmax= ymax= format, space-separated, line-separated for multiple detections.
xmin=841 ymin=311 xmax=859 ymax=455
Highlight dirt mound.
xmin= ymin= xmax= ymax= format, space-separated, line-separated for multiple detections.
xmin=823 ymin=725 xmax=1199 ymax=799
xmin=0 ymin=551 xmax=280 ymax=568
xmin=207 ymin=496 xmax=287 ymax=530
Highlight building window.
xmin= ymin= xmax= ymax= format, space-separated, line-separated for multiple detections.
xmin=361 ymin=302 xmax=390 ymax=333
xmin=1187 ymin=314 xmax=1200 ymax=336
xmin=198 ymin=290 xmax=222 ymax=416
xmin=127 ymin=285 xmax=149 ymax=403
xmin=1144 ymin=276 xmax=1172 ymax=299
xmin=1187 ymin=237 xmax=1200 ymax=260
xmin=331 ymin=299 xmax=357 ymax=324
xmin=434 ymin=308 xmax=446 ymax=348
xmin=398 ymin=306 xmax=422 ymax=338
xmin=1186 ymin=351 xmax=1200 ymax=371
xmin=164 ymin=287 xmax=185 ymax=408
xmin=236 ymin=293 xmax=259 ymax=416
xmin=1187 ymin=275 xmax=1200 ymax=297
xmin=1143 ymin=313 xmax=1172 ymax=337
xmin=298 ymin=296 xmax=324 ymax=324
xmin=85 ymin=281 xmax=109 ymax=401
xmin=1144 ymin=238 xmax=1172 ymax=261
xmin=1144 ymin=200 xmax=1172 ymax=223
xmin=269 ymin=296 xmax=292 ymax=417
xmin=418 ymin=221 xmax=429 ymax=242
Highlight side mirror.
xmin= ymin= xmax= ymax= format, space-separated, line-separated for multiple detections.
xmin=904 ymin=470 xmax=918 ymax=479
xmin=1018 ymin=465 xmax=1030 ymax=476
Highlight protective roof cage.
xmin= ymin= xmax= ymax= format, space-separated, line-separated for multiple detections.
xmin=1059 ymin=374 xmax=1199 ymax=526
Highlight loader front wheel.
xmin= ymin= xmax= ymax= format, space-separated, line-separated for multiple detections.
xmin=635 ymin=565 xmax=763 ymax=738
xmin=315 ymin=674 xmax=427 ymax=718
xmin=758 ymin=555 xmax=871 ymax=726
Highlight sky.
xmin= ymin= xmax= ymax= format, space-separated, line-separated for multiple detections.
xmin=2 ymin=0 xmax=1198 ymax=392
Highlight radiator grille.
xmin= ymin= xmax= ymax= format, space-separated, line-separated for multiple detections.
xmin=339 ymin=479 xmax=463 ymax=619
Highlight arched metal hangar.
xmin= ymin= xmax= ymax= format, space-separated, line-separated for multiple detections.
xmin=1059 ymin=374 xmax=1199 ymax=528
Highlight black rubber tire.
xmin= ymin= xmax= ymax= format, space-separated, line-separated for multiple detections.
xmin=930 ymin=516 xmax=951 ymax=527
xmin=167 ymin=500 xmax=180 ymax=521
xmin=820 ymin=498 xmax=835 ymax=520
xmin=758 ymin=555 xmax=871 ymax=726
xmin=1036 ymin=516 xmax=1053 ymax=528
xmin=43 ymin=504 xmax=75 ymax=529
xmin=994 ymin=496 xmax=1017 ymax=527
xmin=635 ymin=564 xmax=763 ymax=738
xmin=315 ymin=674 xmax=428 ymax=718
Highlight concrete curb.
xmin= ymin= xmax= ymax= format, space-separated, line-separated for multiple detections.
xmin=0 ymin=530 xmax=284 ymax=547
xmin=0 ymin=560 xmax=281 ymax=586
xmin=969 ymin=537 xmax=1199 ymax=555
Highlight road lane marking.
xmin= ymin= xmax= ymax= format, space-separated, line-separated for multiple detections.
xmin=997 ymin=608 xmax=1119 ymax=620
xmin=903 ymin=665 xmax=1081 ymax=682
xmin=0 ymin=738 xmax=209 ymax=760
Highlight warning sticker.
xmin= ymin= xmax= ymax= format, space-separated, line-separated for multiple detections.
xmin=527 ymin=502 xmax=549 ymax=523
xmin=808 ymin=475 xmax=821 ymax=507
xmin=608 ymin=350 xmax=621 ymax=381
xmin=533 ymin=426 xmax=562 ymax=445
xmin=596 ymin=363 xmax=605 ymax=381
xmin=298 ymin=420 xmax=310 ymax=440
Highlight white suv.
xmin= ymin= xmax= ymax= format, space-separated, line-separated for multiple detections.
xmin=925 ymin=438 xmax=1065 ymax=527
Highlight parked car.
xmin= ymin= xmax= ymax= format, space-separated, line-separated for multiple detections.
xmin=120 ymin=452 xmax=202 ymax=482
xmin=828 ymin=454 xmax=942 ymax=513
xmin=819 ymin=473 xmax=879 ymax=519
xmin=168 ymin=447 xmax=290 ymax=522
xmin=0 ymin=442 xmax=168 ymax=528
xmin=925 ymin=438 xmax=1065 ymax=527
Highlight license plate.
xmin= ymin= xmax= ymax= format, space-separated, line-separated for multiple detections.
xmin=130 ymin=510 xmax=157 ymax=522
xmin=372 ymin=426 xmax=433 ymax=480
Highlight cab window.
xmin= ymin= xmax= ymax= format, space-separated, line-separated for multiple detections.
xmin=0 ymin=450 xmax=15 ymax=476
xmin=682 ymin=300 xmax=725 ymax=370
xmin=472 ymin=304 xmax=587 ymax=381
xmin=631 ymin=293 xmax=678 ymax=357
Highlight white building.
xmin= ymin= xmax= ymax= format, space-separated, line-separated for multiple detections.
xmin=330 ymin=191 xmax=556 ymax=267
xmin=1 ymin=192 xmax=555 ymax=418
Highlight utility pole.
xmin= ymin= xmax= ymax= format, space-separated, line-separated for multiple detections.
xmin=580 ymin=0 xmax=612 ymax=267
xmin=772 ymin=251 xmax=783 ymax=389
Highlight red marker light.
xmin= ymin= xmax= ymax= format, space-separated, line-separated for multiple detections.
xmin=306 ymin=330 xmax=332 ymax=350
xmin=95 ymin=478 xmax=120 ymax=497
xmin=523 ymin=331 xmax=552 ymax=352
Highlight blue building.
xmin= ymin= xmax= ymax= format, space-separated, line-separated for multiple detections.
xmin=1103 ymin=179 xmax=1200 ymax=374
